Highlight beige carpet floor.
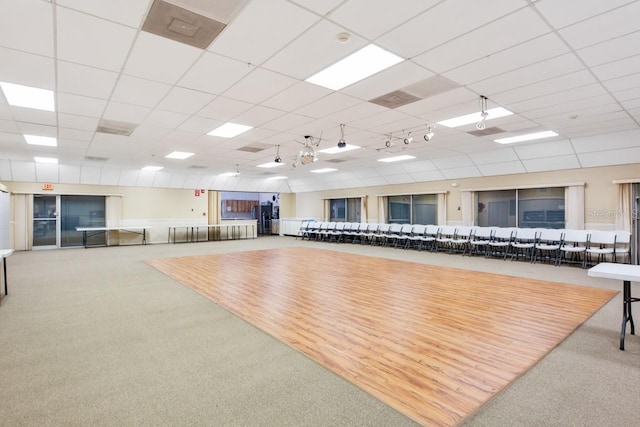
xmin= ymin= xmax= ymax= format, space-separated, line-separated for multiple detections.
xmin=0 ymin=236 xmax=639 ymax=426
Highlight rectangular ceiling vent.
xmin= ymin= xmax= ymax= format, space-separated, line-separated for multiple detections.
xmin=142 ymin=0 xmax=227 ymax=49
xmin=370 ymin=90 xmax=421 ymax=109
xmin=467 ymin=127 xmax=505 ymax=137
xmin=237 ymin=143 xmax=270 ymax=153
xmin=96 ymin=119 xmax=137 ymax=136
xmin=84 ymin=155 xmax=109 ymax=162
xmin=370 ymin=75 xmax=461 ymax=109
xmin=325 ymin=158 xmax=348 ymax=164
xmin=188 ymin=165 xmax=208 ymax=169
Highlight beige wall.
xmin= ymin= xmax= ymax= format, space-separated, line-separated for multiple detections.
xmin=294 ymin=164 xmax=640 ymax=228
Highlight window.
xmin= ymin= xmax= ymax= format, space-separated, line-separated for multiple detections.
xmin=329 ymin=198 xmax=361 ymax=222
xmin=387 ymin=194 xmax=437 ymax=224
xmin=476 ymin=187 xmax=565 ymax=228
xmin=62 ymin=195 xmax=105 ymax=247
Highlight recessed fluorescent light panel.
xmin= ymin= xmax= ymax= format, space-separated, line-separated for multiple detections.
xmin=306 ymin=44 xmax=403 ymax=91
xmin=1 ymin=82 xmax=55 ymax=111
xmin=165 ymin=151 xmax=194 ymax=159
xmin=207 ymin=122 xmax=253 ymax=138
xmin=257 ymin=161 xmax=285 ymax=168
xmin=377 ymin=155 xmax=416 ymax=163
xmin=494 ymin=130 xmax=558 ymax=144
xmin=219 ymin=172 xmax=238 ymax=177
xmin=142 ymin=165 xmax=163 ymax=171
xmin=34 ymin=157 xmax=58 ymax=164
xmin=437 ymin=107 xmax=512 ymax=128
xmin=266 ymin=175 xmax=287 ymax=180
xmin=318 ymin=144 xmax=360 ymax=154
xmin=310 ymin=168 xmax=337 ymax=174
xmin=24 ymin=135 xmax=57 ymax=147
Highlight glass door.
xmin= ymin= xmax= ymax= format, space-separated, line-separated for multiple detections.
xmin=33 ymin=195 xmax=58 ymax=248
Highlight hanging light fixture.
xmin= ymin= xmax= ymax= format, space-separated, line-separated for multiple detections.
xmin=477 ymin=95 xmax=488 ymax=130
xmin=384 ymin=133 xmax=393 ymax=148
xmin=337 ymin=123 xmax=347 ymax=148
xmin=298 ymin=135 xmax=318 ymax=165
xmin=403 ymin=131 xmax=413 ymax=145
xmin=274 ymin=145 xmax=282 ymax=163
xmin=423 ymin=124 xmax=435 ymax=142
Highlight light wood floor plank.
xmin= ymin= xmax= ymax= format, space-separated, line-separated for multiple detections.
xmin=146 ymin=247 xmax=616 ymax=426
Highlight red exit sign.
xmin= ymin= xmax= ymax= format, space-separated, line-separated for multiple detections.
xmin=42 ymin=183 xmax=54 ymax=190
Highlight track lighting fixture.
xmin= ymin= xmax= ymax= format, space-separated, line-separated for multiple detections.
xmin=337 ymin=123 xmax=347 ymax=149
xmin=385 ymin=134 xmax=393 ymax=148
xmin=403 ymin=131 xmax=413 ymax=145
xmin=477 ymin=95 xmax=488 ymax=130
xmin=423 ymin=125 xmax=435 ymax=142
xmin=274 ymin=145 xmax=282 ymax=163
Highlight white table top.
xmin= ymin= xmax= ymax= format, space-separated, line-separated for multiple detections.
xmin=76 ymin=226 xmax=150 ymax=231
xmin=0 ymin=249 xmax=14 ymax=258
xmin=588 ymin=263 xmax=640 ymax=282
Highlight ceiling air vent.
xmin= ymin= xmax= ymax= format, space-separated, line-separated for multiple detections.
xmin=369 ymin=75 xmax=461 ymax=109
xmin=84 ymin=156 xmax=109 ymax=162
xmin=467 ymin=127 xmax=505 ymax=137
xmin=188 ymin=165 xmax=208 ymax=169
xmin=142 ymin=0 xmax=227 ymax=49
xmin=237 ymin=143 xmax=270 ymax=153
xmin=325 ymin=158 xmax=348 ymax=164
xmin=96 ymin=120 xmax=137 ymax=136
xmin=370 ymin=90 xmax=421 ymax=109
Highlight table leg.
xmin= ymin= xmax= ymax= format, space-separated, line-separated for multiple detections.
xmin=621 ymin=280 xmax=635 ymax=350
xmin=3 ymin=256 xmax=7 ymax=296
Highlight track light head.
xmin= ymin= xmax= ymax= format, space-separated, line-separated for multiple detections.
xmin=274 ymin=155 xmax=282 ymax=163
xmin=423 ymin=125 xmax=435 ymax=142
xmin=337 ymin=138 xmax=346 ymax=148
xmin=385 ymin=139 xmax=392 ymax=148
xmin=403 ymin=131 xmax=413 ymax=145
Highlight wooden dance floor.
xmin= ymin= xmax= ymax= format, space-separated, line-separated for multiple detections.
xmin=146 ymin=247 xmax=616 ymax=426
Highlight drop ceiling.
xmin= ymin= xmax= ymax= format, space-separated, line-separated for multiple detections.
xmin=1 ymin=0 xmax=639 ymax=193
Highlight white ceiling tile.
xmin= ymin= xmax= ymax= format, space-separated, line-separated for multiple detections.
xmin=142 ymin=110 xmax=190 ymax=129
xmin=197 ymin=96 xmax=253 ymax=121
xmin=443 ymin=33 xmax=570 ymax=85
xmin=534 ymin=0 xmax=633 ymax=28
xmin=378 ymin=0 xmax=525 ymax=58
xmin=415 ymin=8 xmax=550 ymax=74
xmin=156 ymin=87 xmax=215 ymax=115
xmin=262 ymin=81 xmax=331 ymax=111
xmin=263 ymin=19 xmax=368 ymax=80
xmin=234 ymin=106 xmax=286 ymax=128
xmin=178 ymin=116 xmax=220 ymax=134
xmin=169 ymin=173 xmax=188 ymax=188
xmin=58 ymin=114 xmax=99 ymax=132
xmin=17 ymin=123 xmax=56 ymax=137
xmin=296 ymin=93 xmax=366 ymax=120
xmin=98 ymin=167 xmax=120 ymax=185
xmin=56 ymin=0 xmax=149 ymax=28
xmin=11 ymin=108 xmax=56 ymax=127
xmin=57 ymin=93 xmax=107 ymax=118
xmin=0 ymin=47 xmax=55 ymax=90
xmin=288 ymin=0 xmax=343 ymax=15
xmin=578 ymin=146 xmax=640 ymax=168
xmin=558 ymin=2 xmax=640 ymax=50
xmin=0 ymin=159 xmax=10 ymax=180
xmin=57 ymin=60 xmax=119 ymax=99
xmin=469 ymin=148 xmax=519 ymax=165
xmin=0 ymin=0 xmax=54 ymax=56
xmin=571 ymin=129 xmax=640 ymax=153
xmin=111 ymin=75 xmax=172 ymax=108
xmin=469 ymin=53 xmax=585 ymax=97
xmin=0 ymin=119 xmax=18 ymax=133
xmin=179 ymin=52 xmax=252 ymax=95
xmin=477 ymin=161 xmax=526 ymax=176
xmin=576 ymin=31 xmax=640 ymax=67
xmin=261 ymin=113 xmax=315 ymax=133
xmin=514 ymin=139 xmax=576 ymax=160
xmin=35 ymin=163 xmax=59 ymax=182
xmin=9 ymin=161 xmax=36 ymax=181
xmin=612 ymin=87 xmax=640 ymax=101
xmin=408 ymin=170 xmax=447 ymax=182
xmin=59 ymin=164 xmax=80 ymax=184
xmin=360 ymin=176 xmax=391 ymax=187
xmin=56 ymin=6 xmax=136 ymax=71
xmin=136 ymin=170 xmax=157 ymax=187
xmin=123 ymin=32 xmax=202 ymax=84
xmin=592 ymin=54 xmax=640 ymax=81
xmin=440 ymin=166 xmax=482 ymax=180
xmin=103 ymin=102 xmax=151 ymax=124
xmin=401 ymin=160 xmax=438 ymax=172
xmin=432 ymin=155 xmax=474 ymax=169
xmin=119 ymin=170 xmax=140 ymax=186
xmin=522 ymin=154 xmax=581 ymax=172
xmin=210 ymin=0 xmax=318 ymax=65
xmin=152 ymin=171 xmax=173 ymax=188
xmin=602 ymin=72 xmax=640 ymax=93
xmin=222 ymin=68 xmax=297 ymax=104
xmin=80 ymin=166 xmax=102 ymax=184
xmin=58 ymin=127 xmax=93 ymax=142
